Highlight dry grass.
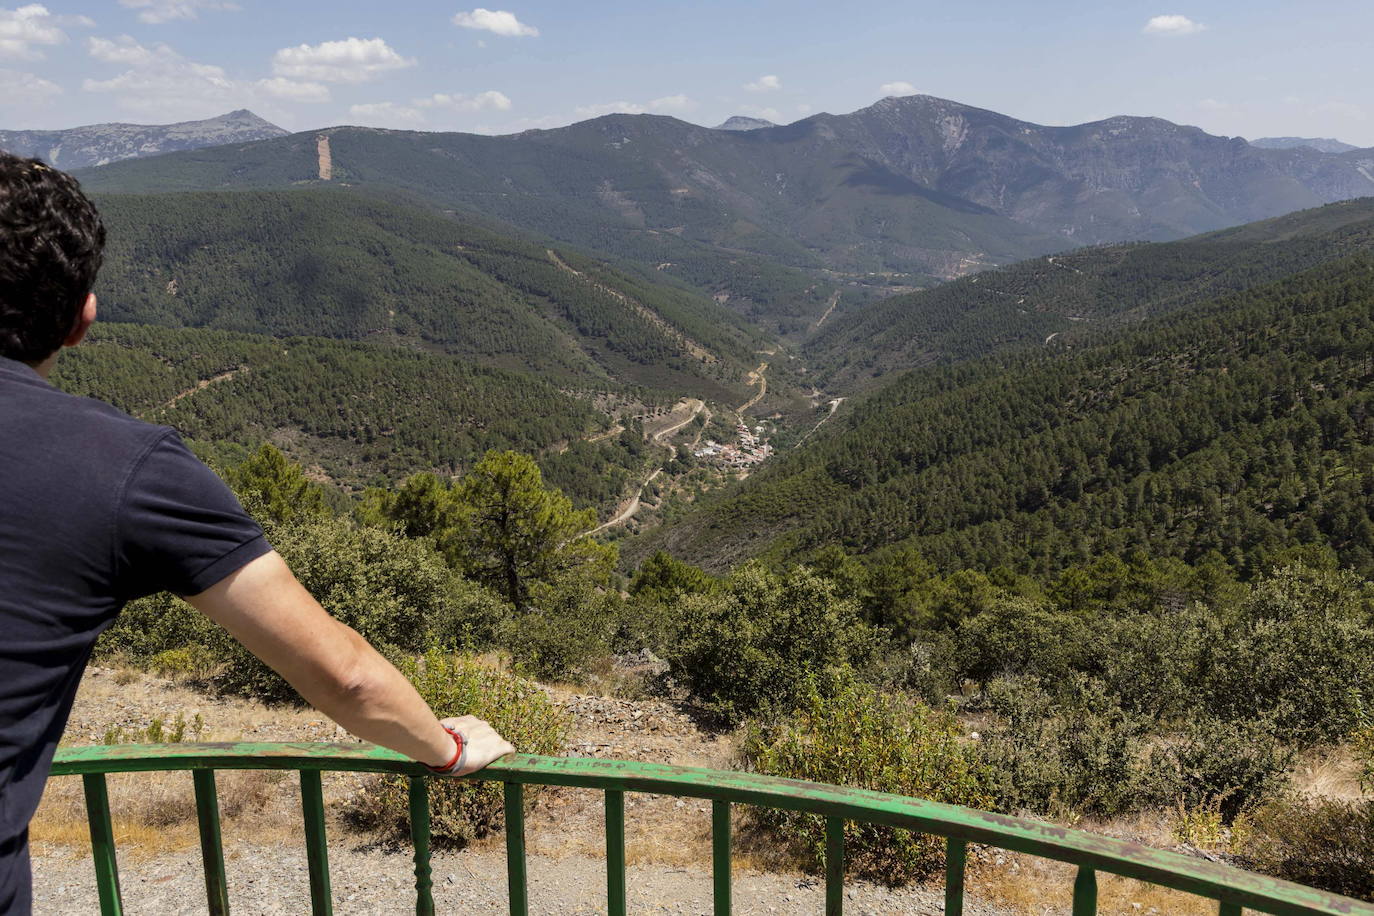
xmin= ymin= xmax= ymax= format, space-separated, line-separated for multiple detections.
xmin=972 ymin=855 xmax=1216 ymax=916
xmin=1289 ymin=745 xmax=1369 ymax=802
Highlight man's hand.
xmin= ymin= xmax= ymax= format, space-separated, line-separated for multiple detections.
xmin=442 ymin=715 xmax=516 ymax=776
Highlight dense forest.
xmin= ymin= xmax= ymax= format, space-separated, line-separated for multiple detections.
xmin=91 ymin=189 xmax=761 ymax=401
xmin=808 ymin=198 xmax=1374 ymax=386
xmin=645 ymin=254 xmax=1374 ymax=579
xmin=51 ymin=323 xmax=651 ymax=504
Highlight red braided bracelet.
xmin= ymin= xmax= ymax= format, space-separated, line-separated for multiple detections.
xmin=424 ymin=725 xmax=467 ymax=775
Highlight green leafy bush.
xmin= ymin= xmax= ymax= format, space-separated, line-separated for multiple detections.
xmin=975 ymin=677 xmax=1155 ymax=818
xmin=207 ymin=519 xmax=490 ymax=703
xmin=1241 ymin=798 xmax=1374 ymax=901
xmin=664 ymin=562 xmax=878 ymax=727
xmin=742 ymin=681 xmax=990 ymax=885
xmin=1146 ymin=718 xmax=1293 ymax=821
xmin=348 ymin=651 xmax=569 ymax=846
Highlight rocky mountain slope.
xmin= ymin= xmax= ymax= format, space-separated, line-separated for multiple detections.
xmin=0 ymin=109 xmax=286 ymax=169
xmin=75 ymin=96 xmax=1374 ymax=297
xmin=1252 ymin=136 xmax=1360 ymax=154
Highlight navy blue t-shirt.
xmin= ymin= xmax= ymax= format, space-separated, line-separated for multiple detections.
xmin=0 ymin=355 xmax=270 ymax=912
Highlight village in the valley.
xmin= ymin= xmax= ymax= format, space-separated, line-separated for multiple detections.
xmin=693 ymin=421 xmax=774 ymax=469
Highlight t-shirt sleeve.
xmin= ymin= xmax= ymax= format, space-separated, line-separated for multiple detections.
xmin=114 ymin=432 xmax=272 ymax=599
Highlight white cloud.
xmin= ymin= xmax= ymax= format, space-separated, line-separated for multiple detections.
xmin=272 ymin=37 xmax=414 ymax=84
xmin=744 ymin=74 xmax=781 ymax=92
xmin=118 ymin=0 xmax=240 ymax=24
xmin=1196 ymin=98 xmax=1227 ymax=111
xmin=796 ymin=103 xmax=812 ymax=114
xmin=255 ymin=76 xmax=329 ymax=103
xmin=880 ymin=81 xmax=918 ymax=95
xmin=0 ymin=4 xmax=68 ymax=59
xmin=649 ymin=94 xmax=695 ymax=113
xmin=83 ymin=36 xmax=238 ymax=118
xmin=417 ymin=90 xmax=511 ymax=112
xmin=349 ymin=101 xmax=424 ymax=127
xmin=0 ymin=66 xmax=59 ymax=100
xmin=350 ymin=90 xmax=513 ymax=128
xmin=451 ymin=8 xmax=537 ymax=37
xmin=575 ymin=100 xmax=644 ymax=117
xmin=1143 ymin=14 xmax=1206 ymax=35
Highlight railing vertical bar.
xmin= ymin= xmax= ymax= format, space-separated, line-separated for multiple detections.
xmin=299 ymin=769 xmax=333 ymax=916
xmin=192 ymin=770 xmax=230 ymax=916
xmin=825 ymin=816 xmax=844 ymax=916
xmin=1072 ymin=867 xmax=1098 ymax=916
xmin=604 ymin=790 xmax=626 ymax=916
xmin=944 ymin=837 xmax=966 ymax=916
xmin=408 ymin=777 xmax=434 ymax=916
xmin=504 ymin=782 xmax=528 ymax=916
xmin=81 ymin=772 xmax=123 ymax=916
xmin=711 ymin=800 xmax=731 ymax=916
xmin=1219 ymin=903 xmax=1242 ymax=916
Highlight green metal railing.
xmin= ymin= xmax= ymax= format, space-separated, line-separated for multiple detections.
xmin=50 ymin=742 xmax=1374 ymax=916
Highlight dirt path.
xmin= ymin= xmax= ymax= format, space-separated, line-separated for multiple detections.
xmin=156 ymin=369 xmax=244 ymax=412
xmin=811 ymin=289 xmax=842 ymax=330
xmin=796 ymin=396 xmax=845 ymax=445
xmin=1044 ymin=332 xmax=1061 ymax=345
xmin=546 ymin=250 xmax=714 ymax=364
xmin=591 ymin=399 xmax=704 ymax=533
xmin=316 ymin=135 xmax=332 ymax=181
xmin=736 ymin=362 xmax=768 ymax=415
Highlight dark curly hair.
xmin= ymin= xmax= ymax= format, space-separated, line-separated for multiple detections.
xmin=0 ymin=152 xmax=105 ymax=362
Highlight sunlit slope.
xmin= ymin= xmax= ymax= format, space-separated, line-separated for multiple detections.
xmin=91 ymin=189 xmax=761 ymax=401
xmin=644 ymin=255 xmax=1374 ymax=575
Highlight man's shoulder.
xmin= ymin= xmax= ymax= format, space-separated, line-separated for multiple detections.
xmin=0 ymin=359 xmax=175 ymax=461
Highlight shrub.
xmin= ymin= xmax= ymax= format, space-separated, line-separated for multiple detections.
xmin=208 ymin=518 xmax=483 ymax=703
xmin=501 ymin=572 xmax=620 ymax=682
xmin=1205 ymin=565 xmax=1374 ymax=744
xmin=349 ymin=650 xmax=570 ymax=846
xmin=664 ymin=562 xmax=879 ymax=727
xmin=1240 ymin=798 xmax=1374 ymax=901
xmin=1146 ymin=717 xmax=1293 ymax=821
xmin=742 ymin=681 xmax=991 ymax=885
xmin=975 ymin=677 xmax=1155 ymax=818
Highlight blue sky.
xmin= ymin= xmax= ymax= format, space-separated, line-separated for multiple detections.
xmin=2 ymin=1 xmax=1372 ymax=145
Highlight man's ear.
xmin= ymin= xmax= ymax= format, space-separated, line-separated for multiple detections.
xmin=62 ymin=293 xmax=97 ymax=348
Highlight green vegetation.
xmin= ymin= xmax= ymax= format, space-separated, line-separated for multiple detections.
xmin=348 ymin=650 xmax=570 ymax=847
xmin=743 ymin=682 xmax=990 ymax=884
xmin=808 ymin=198 xmax=1374 ymax=386
xmin=650 ymin=256 xmax=1374 ymax=582
xmin=90 ymin=189 xmax=759 ymax=398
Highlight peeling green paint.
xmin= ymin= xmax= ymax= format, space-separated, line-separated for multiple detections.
xmin=49 ymin=743 xmax=1374 ymax=916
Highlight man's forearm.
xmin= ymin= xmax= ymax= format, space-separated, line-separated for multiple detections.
xmin=293 ymin=624 xmax=455 ymax=767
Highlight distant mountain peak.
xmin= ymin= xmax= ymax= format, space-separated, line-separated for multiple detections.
xmin=715 ymin=115 xmax=776 ymax=131
xmin=1250 ymin=136 xmax=1359 ymax=154
xmin=0 ymin=110 xmax=287 ymax=170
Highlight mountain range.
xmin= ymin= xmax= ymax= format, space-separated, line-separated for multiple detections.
xmin=1251 ymin=136 xmax=1360 ymax=154
xmin=73 ymin=95 xmax=1374 ymax=305
xmin=0 ymin=110 xmax=286 ymax=170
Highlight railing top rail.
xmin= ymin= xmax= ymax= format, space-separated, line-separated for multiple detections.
xmin=51 ymin=742 xmax=1374 ymax=916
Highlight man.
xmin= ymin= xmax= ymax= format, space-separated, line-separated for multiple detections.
xmin=0 ymin=153 xmax=514 ymax=913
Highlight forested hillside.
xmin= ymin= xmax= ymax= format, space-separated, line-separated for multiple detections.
xmin=644 ymin=255 xmax=1374 ymax=576
xmin=91 ymin=190 xmax=761 ymax=401
xmin=808 ymin=198 xmax=1374 ymax=387
xmin=51 ymin=323 xmax=650 ymax=505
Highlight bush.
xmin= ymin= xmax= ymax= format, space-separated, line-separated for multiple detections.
xmin=664 ymin=563 xmax=879 ymax=727
xmin=1240 ymin=798 xmax=1374 ymax=901
xmin=976 ymin=677 xmax=1156 ymax=818
xmin=208 ymin=518 xmax=488 ymax=703
xmin=742 ymin=681 xmax=990 ymax=885
xmin=1146 ymin=718 xmax=1293 ymax=821
xmin=349 ymin=650 xmax=570 ymax=846
xmin=1205 ymin=565 xmax=1374 ymax=744
xmin=501 ymin=573 xmax=620 ymax=682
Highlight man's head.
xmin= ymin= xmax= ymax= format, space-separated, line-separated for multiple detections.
xmin=0 ymin=152 xmax=105 ymax=364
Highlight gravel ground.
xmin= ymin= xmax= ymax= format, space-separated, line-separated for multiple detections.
xmin=34 ymin=842 xmax=1010 ymax=915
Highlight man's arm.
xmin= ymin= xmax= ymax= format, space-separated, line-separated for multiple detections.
xmin=185 ymin=550 xmax=514 ymax=775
